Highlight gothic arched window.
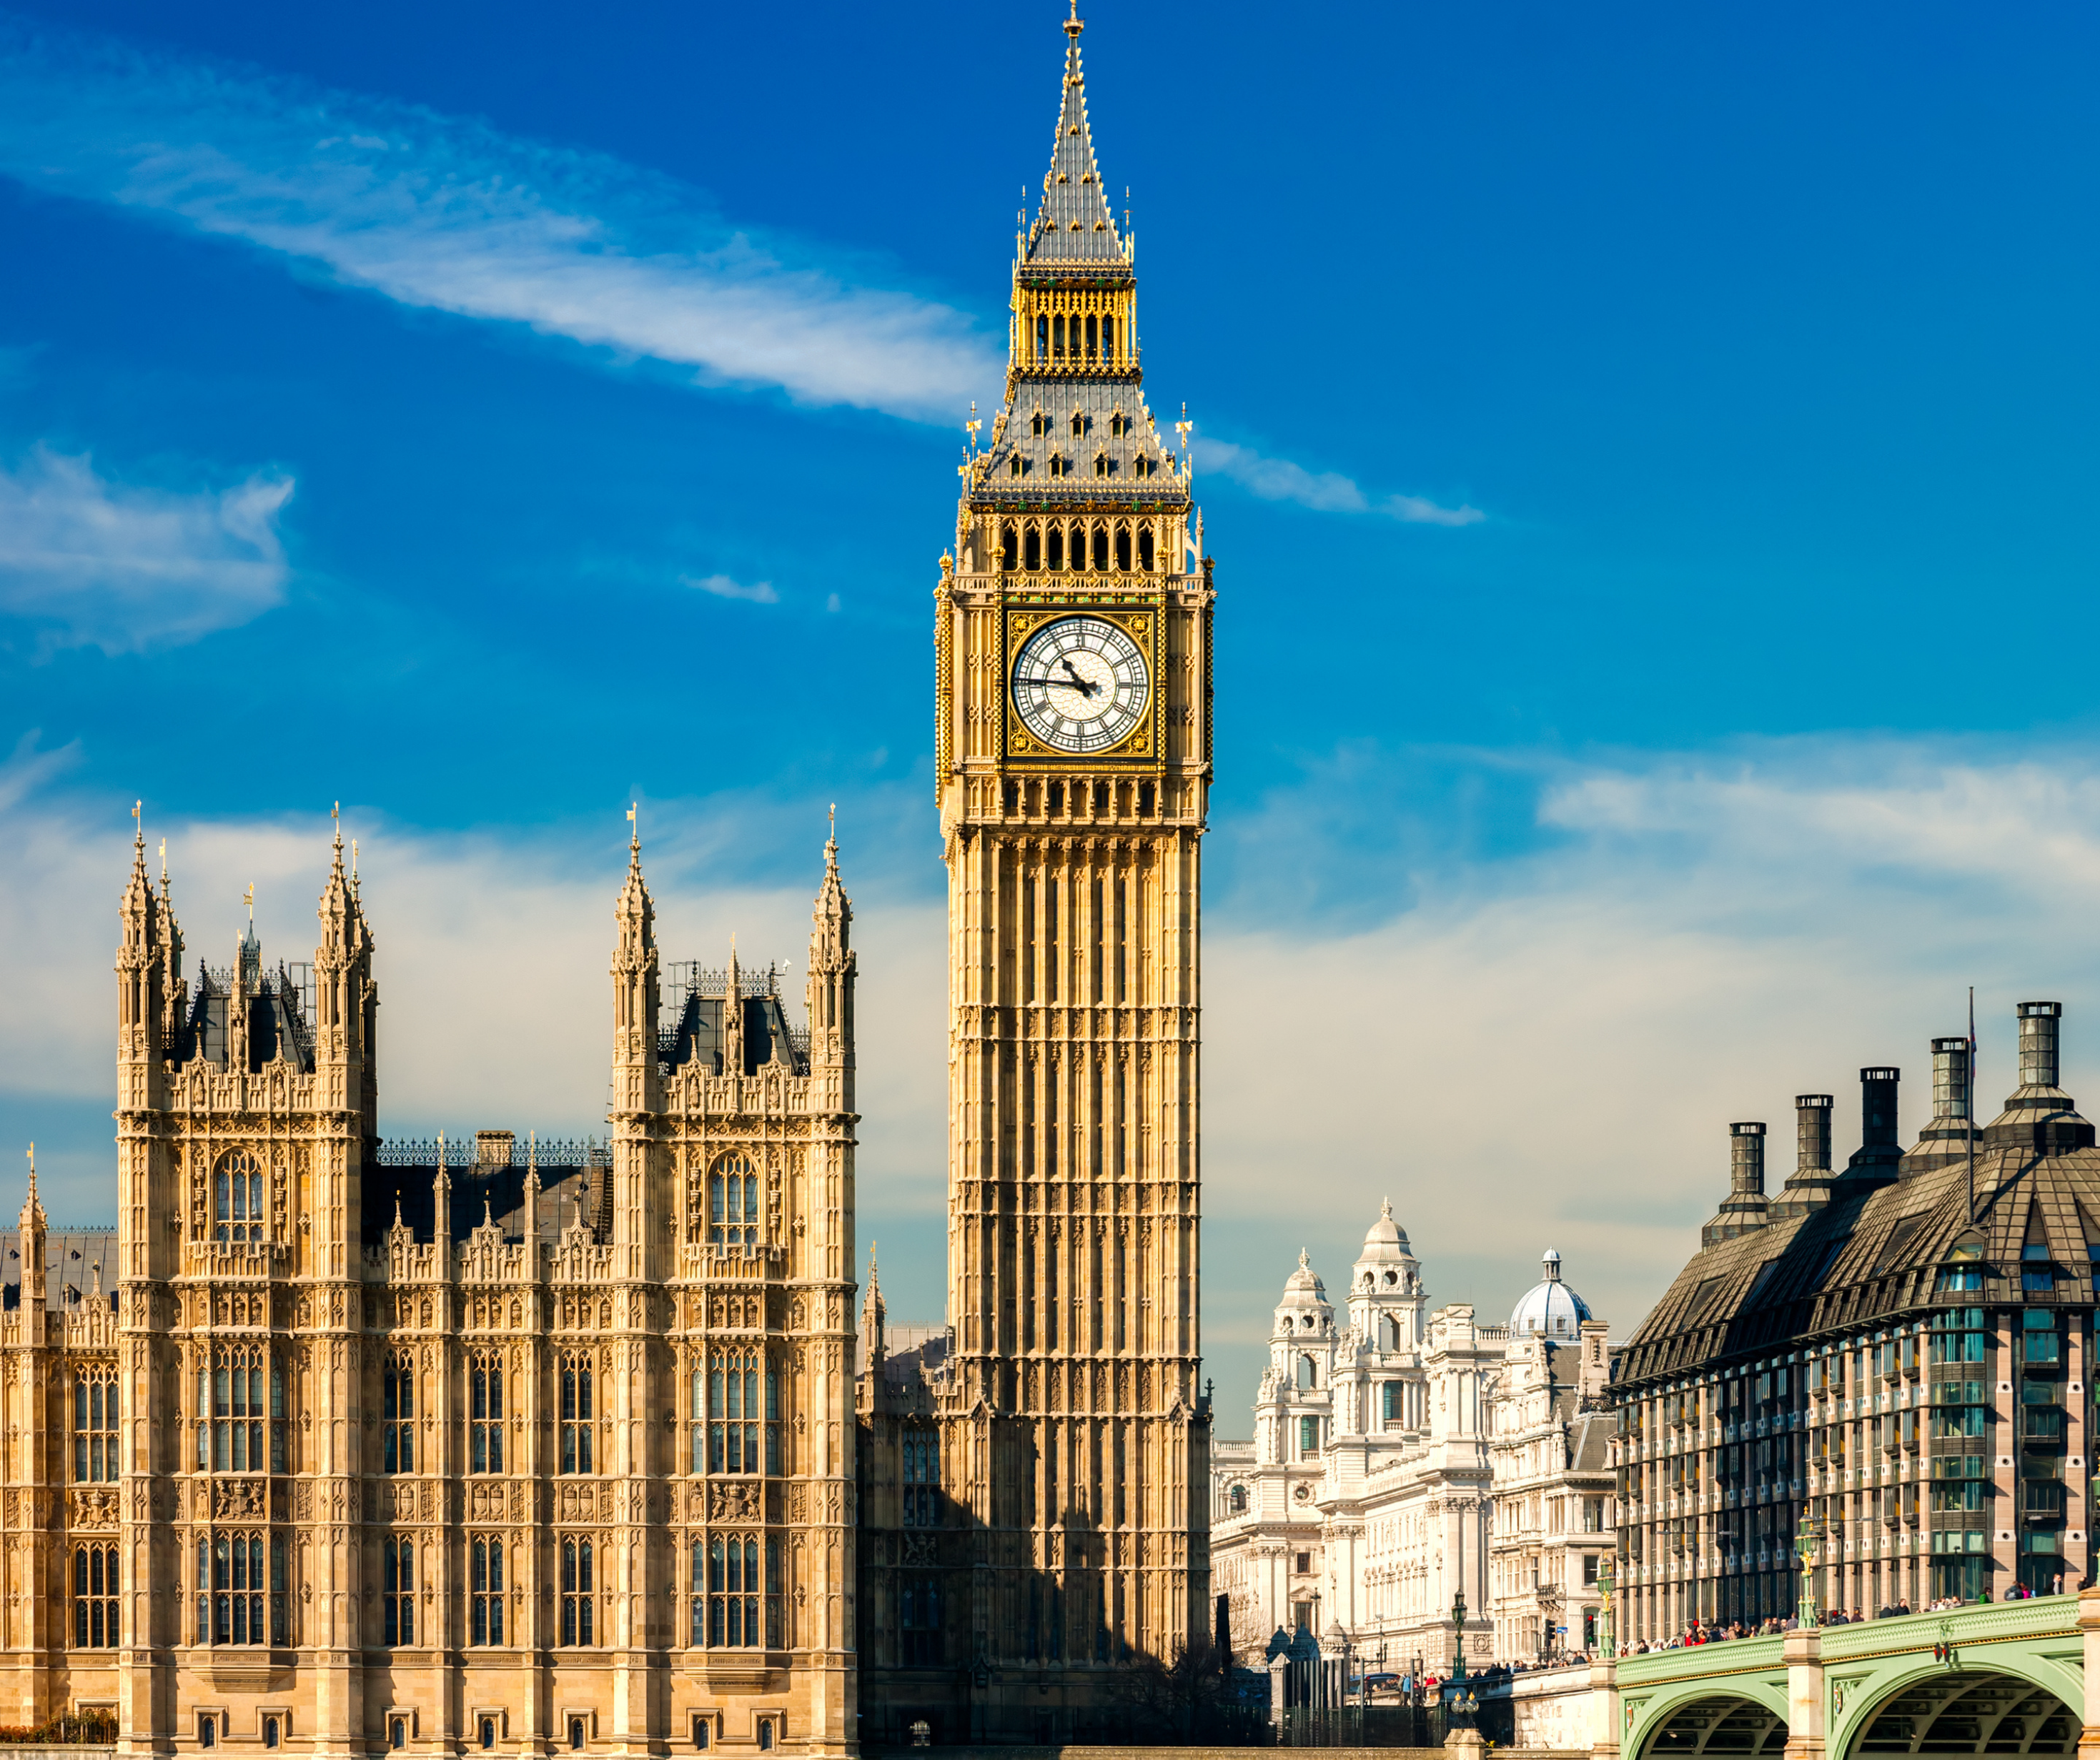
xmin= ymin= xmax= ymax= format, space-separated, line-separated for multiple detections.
xmin=1091 ymin=525 xmax=1110 ymax=570
xmin=1297 ymin=1354 xmax=1317 ymax=1390
xmin=214 ymin=1149 xmax=265 ymax=1244
xmin=1114 ymin=524 xmax=1131 ymax=570
xmin=1024 ymin=524 xmax=1041 ymax=570
xmin=199 ymin=1346 xmax=282 ymax=1473
xmin=708 ymin=1153 xmax=760 ymax=1248
xmin=73 ymin=1368 xmax=117 ymax=1482
xmin=382 ymin=1353 xmax=415 ymax=1473
xmin=704 ymin=1351 xmax=777 ymax=1475
xmin=1001 ymin=523 xmax=1018 ymax=568
xmin=470 ymin=1353 xmax=505 ymax=1473
xmin=560 ymin=1353 xmax=594 ymax=1473
xmin=471 ymin=1534 xmax=505 ymax=1644
xmin=73 ymin=1543 xmax=118 ymax=1647
xmin=1046 ymin=525 xmax=1065 ymax=570
xmin=382 ymin=1537 xmax=415 ymax=1645
xmin=560 ymin=1537 xmax=595 ymax=1646
xmin=1101 ymin=314 xmax=1115 ymax=359
xmin=1139 ymin=524 xmax=1155 ymax=570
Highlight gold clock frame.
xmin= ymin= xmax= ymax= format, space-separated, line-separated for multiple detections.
xmin=1003 ymin=604 xmax=1162 ymax=767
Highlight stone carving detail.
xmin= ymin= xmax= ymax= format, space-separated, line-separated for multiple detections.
xmin=67 ymin=1489 xmax=118 ymax=1529
xmin=213 ymin=1479 xmax=267 ymax=1519
xmin=709 ymin=1482 xmax=762 ymax=1523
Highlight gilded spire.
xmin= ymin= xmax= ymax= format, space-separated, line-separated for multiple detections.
xmin=1022 ymin=4 xmax=1126 ymax=267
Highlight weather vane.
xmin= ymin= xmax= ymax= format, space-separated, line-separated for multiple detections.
xmin=244 ymin=883 xmax=254 ymax=922
xmin=966 ymin=400 xmax=981 ymax=454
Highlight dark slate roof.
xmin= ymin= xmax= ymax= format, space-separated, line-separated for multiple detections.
xmin=977 ymin=377 xmax=1187 ymax=510
xmin=362 ymin=1152 xmax=606 ymax=1251
xmin=0 ymin=1228 xmax=118 ymax=1312
xmin=1021 ymin=21 xmax=1127 ymax=272
xmin=1620 ymin=1081 xmax=2100 ymax=1386
xmin=1570 ymin=1409 xmax=1616 ymax=1474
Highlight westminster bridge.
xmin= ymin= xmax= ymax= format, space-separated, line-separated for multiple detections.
xmin=1502 ymin=1591 xmax=2100 ymax=1760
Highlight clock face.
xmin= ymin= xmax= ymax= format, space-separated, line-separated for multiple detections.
xmin=1011 ymin=616 xmax=1150 ymax=755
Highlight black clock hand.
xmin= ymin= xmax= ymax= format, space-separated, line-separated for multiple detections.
xmin=1020 ymin=673 xmax=1101 ymax=696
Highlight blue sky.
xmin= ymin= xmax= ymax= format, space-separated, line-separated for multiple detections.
xmin=3 ymin=0 xmax=2100 ymax=1408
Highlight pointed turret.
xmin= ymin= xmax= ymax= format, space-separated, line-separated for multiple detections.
xmin=155 ymin=840 xmax=187 ymax=1058
xmin=1020 ymin=4 xmax=1129 ymax=269
xmin=863 ymin=1242 xmax=887 ymax=1372
xmin=722 ymin=936 xmax=745 ymax=1077
xmin=312 ymin=813 xmax=379 ymax=1273
xmin=805 ymin=811 xmax=857 ymax=1113
xmin=19 ymin=1145 xmax=46 ymax=1338
xmin=116 ymin=810 xmax=168 ymax=1113
xmin=610 ymin=811 xmax=663 ymax=1117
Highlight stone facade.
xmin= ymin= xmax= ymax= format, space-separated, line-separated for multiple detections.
xmin=1211 ymin=1218 xmax=1618 ymax=1679
xmin=82 ymin=823 xmax=859 ymax=1757
xmin=855 ymin=6 xmax=1216 ymax=1744
xmin=1209 ymin=1209 xmax=1500 ymax=1679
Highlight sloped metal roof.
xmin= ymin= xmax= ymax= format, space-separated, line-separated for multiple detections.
xmin=1021 ymin=19 xmax=1128 ymax=271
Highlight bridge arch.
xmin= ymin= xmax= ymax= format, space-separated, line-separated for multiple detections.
xmin=1623 ymin=1664 xmax=1792 ymax=1760
xmin=1835 ymin=1661 xmax=2081 ymax=1760
xmin=1643 ymin=1694 xmax=1790 ymax=1759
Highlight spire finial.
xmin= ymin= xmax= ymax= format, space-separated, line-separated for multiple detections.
xmin=1065 ymin=0 xmax=1082 ymax=38
xmin=1381 ymin=1195 xmax=1393 ymax=1220
xmin=158 ymin=838 xmax=167 ymax=884
xmin=131 ymin=800 xmax=142 ymax=851
xmin=332 ymin=800 xmax=342 ymax=852
xmin=24 ymin=1143 xmax=34 ymax=1201
xmin=244 ymin=883 xmax=254 ymax=923
xmin=627 ymin=801 xmax=640 ymax=861
xmin=350 ymin=839 xmax=359 ymax=893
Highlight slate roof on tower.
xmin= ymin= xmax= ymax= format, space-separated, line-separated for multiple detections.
xmin=1023 ymin=9 xmax=1128 ymax=270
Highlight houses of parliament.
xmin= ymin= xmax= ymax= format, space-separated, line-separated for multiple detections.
xmin=5 ymin=12 xmax=1216 ymax=1758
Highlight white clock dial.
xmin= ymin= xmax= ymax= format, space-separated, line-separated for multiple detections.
xmin=1011 ymin=616 xmax=1149 ymax=755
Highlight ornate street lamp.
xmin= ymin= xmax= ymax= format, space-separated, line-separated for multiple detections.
xmin=1598 ymin=1555 xmax=1616 ymax=1656
xmin=1451 ymin=1590 xmax=1468 ymax=1684
xmin=1794 ymin=1521 xmax=1823 ymax=1629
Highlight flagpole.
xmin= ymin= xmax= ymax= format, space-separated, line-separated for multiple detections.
xmin=1966 ymin=985 xmax=1977 ymax=1228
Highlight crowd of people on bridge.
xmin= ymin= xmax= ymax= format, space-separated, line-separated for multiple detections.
xmin=1616 ymin=1580 xmax=2074 ymax=1653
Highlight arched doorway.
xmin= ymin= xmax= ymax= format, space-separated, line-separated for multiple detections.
xmin=1850 ymin=1671 xmax=2076 ymax=1755
xmin=1646 ymin=1696 xmax=1788 ymax=1756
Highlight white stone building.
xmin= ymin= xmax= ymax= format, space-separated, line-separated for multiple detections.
xmin=1486 ymin=1254 xmax=1618 ymax=1663
xmin=1212 ymin=1217 xmax=1620 ymax=1679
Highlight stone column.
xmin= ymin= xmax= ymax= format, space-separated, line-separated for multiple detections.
xmin=1587 ymin=1656 xmax=1620 ymax=1760
xmin=1781 ymin=1625 xmax=1824 ymax=1760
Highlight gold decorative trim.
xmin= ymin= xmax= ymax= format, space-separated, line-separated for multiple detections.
xmin=1000 ymin=604 xmax=1163 ymax=770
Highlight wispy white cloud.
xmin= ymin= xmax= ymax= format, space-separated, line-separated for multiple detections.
xmin=0 ymin=19 xmax=1001 ymax=424
xmin=0 ymin=445 xmax=294 ymax=653
xmin=681 ymin=572 xmax=778 ymax=605
xmin=1197 ymin=437 xmax=1485 ymax=527
xmin=0 ymin=772 xmax=947 ymax=1268
xmin=1199 ymin=737 xmax=2100 ymax=1408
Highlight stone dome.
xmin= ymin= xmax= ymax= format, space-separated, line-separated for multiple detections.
xmin=1510 ymin=1248 xmax=1592 ymax=1338
xmin=1357 ymin=1196 xmax=1411 ymax=1263
xmin=1274 ymin=1251 xmax=1332 ymax=1329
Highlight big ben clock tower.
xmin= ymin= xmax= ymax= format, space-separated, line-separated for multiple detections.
xmin=912 ymin=2 xmax=1213 ymax=1731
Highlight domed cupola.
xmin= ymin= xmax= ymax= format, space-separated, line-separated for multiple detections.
xmin=1273 ymin=1250 xmax=1332 ymax=1336
xmin=1510 ymin=1248 xmax=1593 ymax=1339
xmin=1352 ymin=1195 xmax=1420 ymax=1294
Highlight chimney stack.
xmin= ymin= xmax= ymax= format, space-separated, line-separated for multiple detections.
xmin=1841 ymin=1066 xmax=1903 ymax=1192
xmin=1772 ymin=1095 xmax=1836 ymax=1218
xmin=1901 ymin=1038 xmax=1975 ymax=1175
xmin=1702 ymin=1122 xmax=1772 ymax=1247
xmin=1988 ymin=1000 xmax=2096 ymax=1157
xmin=2019 ymin=1002 xmax=2063 ymax=1093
